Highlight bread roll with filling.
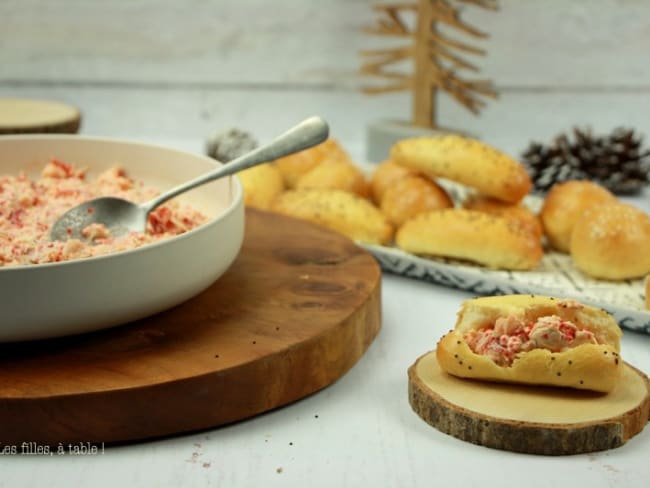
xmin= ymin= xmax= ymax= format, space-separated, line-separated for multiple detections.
xmin=436 ymin=295 xmax=623 ymax=392
xmin=569 ymin=202 xmax=650 ymax=280
xmin=391 ymin=135 xmax=532 ymax=204
xmin=540 ymin=180 xmax=616 ymax=253
xmin=380 ymin=175 xmax=453 ymax=226
xmin=396 ymin=209 xmax=543 ymax=270
xmin=271 ymin=189 xmax=393 ymax=245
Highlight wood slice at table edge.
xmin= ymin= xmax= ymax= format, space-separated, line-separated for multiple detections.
xmin=0 ymin=98 xmax=81 ymax=134
xmin=408 ymin=351 xmax=650 ymax=455
xmin=0 ymin=117 xmax=81 ymax=135
xmin=0 ymin=209 xmax=382 ymax=446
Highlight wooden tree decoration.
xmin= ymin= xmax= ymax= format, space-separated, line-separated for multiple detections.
xmin=360 ymin=0 xmax=498 ymax=129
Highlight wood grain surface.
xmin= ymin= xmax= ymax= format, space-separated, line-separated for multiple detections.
xmin=409 ymin=351 xmax=650 ymax=455
xmin=0 ymin=209 xmax=381 ymax=446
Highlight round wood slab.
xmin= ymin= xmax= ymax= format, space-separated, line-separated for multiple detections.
xmin=409 ymin=351 xmax=650 ymax=455
xmin=0 ymin=209 xmax=381 ymax=445
xmin=0 ymin=98 xmax=81 ymax=134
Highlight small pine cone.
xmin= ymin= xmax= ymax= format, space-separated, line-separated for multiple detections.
xmin=206 ymin=128 xmax=258 ymax=162
xmin=522 ymin=127 xmax=650 ymax=194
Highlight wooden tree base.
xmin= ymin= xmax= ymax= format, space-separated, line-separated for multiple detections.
xmin=365 ymin=119 xmax=456 ymax=163
xmin=408 ymin=351 xmax=650 ymax=455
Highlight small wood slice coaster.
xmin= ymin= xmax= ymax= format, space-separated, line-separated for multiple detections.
xmin=0 ymin=98 xmax=81 ymax=134
xmin=408 ymin=351 xmax=650 ymax=455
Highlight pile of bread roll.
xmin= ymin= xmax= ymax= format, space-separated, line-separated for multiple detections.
xmin=541 ymin=180 xmax=650 ymax=281
xmin=237 ymin=134 xmax=650 ymax=284
xmin=238 ymin=138 xmax=394 ymax=245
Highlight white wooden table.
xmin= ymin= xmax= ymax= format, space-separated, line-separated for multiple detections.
xmin=1 ymin=260 xmax=649 ymax=488
xmin=2 ymin=1 xmax=650 ymax=485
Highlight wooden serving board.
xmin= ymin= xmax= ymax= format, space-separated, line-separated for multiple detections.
xmin=409 ymin=351 xmax=650 ymax=455
xmin=0 ymin=209 xmax=381 ymax=445
xmin=0 ymin=98 xmax=81 ymax=134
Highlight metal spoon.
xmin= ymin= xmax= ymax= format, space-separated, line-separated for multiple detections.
xmin=50 ymin=116 xmax=329 ymax=241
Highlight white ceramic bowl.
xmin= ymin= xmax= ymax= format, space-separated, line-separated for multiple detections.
xmin=0 ymin=135 xmax=244 ymax=342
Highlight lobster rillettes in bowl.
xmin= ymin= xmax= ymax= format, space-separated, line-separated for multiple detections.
xmin=0 ymin=135 xmax=244 ymax=341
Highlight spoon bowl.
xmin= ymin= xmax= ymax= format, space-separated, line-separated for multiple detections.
xmin=50 ymin=116 xmax=329 ymax=241
xmin=51 ymin=197 xmax=149 ymax=240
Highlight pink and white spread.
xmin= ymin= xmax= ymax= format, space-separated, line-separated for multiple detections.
xmin=0 ymin=159 xmax=208 ymax=266
xmin=463 ymin=310 xmax=600 ymax=366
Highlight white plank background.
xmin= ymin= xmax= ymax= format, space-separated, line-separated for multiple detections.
xmin=2 ymin=0 xmax=650 ymax=159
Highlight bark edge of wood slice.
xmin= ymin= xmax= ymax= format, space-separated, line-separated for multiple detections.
xmin=408 ymin=350 xmax=650 ymax=455
xmin=0 ymin=98 xmax=81 ymax=134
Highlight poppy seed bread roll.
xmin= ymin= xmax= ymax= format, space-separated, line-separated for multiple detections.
xmin=238 ymin=163 xmax=285 ymax=210
xmin=380 ymin=175 xmax=453 ymax=226
xmin=274 ymin=138 xmax=350 ymax=188
xmin=540 ymin=180 xmax=616 ymax=253
xmin=462 ymin=194 xmax=543 ymax=239
xmin=396 ymin=209 xmax=543 ymax=270
xmin=295 ymin=159 xmax=370 ymax=198
xmin=569 ymin=202 xmax=650 ymax=280
xmin=391 ymin=135 xmax=532 ymax=204
xmin=436 ymin=295 xmax=623 ymax=393
xmin=271 ymin=189 xmax=393 ymax=245
xmin=370 ymin=159 xmax=417 ymax=204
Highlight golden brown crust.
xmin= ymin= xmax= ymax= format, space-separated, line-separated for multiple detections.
xmin=369 ymin=160 xmax=417 ymax=204
xmin=274 ymin=139 xmax=350 ymax=188
xmin=436 ymin=295 xmax=623 ymax=392
xmin=436 ymin=333 xmax=621 ymax=393
xmin=380 ymin=175 xmax=453 ymax=226
xmin=295 ymin=160 xmax=370 ymax=198
xmin=395 ymin=209 xmax=543 ymax=270
xmin=569 ymin=202 xmax=650 ymax=280
xmin=391 ymin=135 xmax=531 ymax=204
xmin=540 ymin=180 xmax=616 ymax=253
xmin=238 ymin=163 xmax=285 ymax=210
xmin=462 ymin=194 xmax=543 ymax=239
xmin=453 ymin=295 xmax=622 ymax=346
xmin=271 ymin=189 xmax=393 ymax=245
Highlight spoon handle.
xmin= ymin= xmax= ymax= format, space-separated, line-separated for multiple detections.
xmin=142 ymin=116 xmax=329 ymax=213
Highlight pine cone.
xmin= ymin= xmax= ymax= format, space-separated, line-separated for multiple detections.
xmin=522 ymin=127 xmax=650 ymax=194
xmin=206 ymin=128 xmax=258 ymax=162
